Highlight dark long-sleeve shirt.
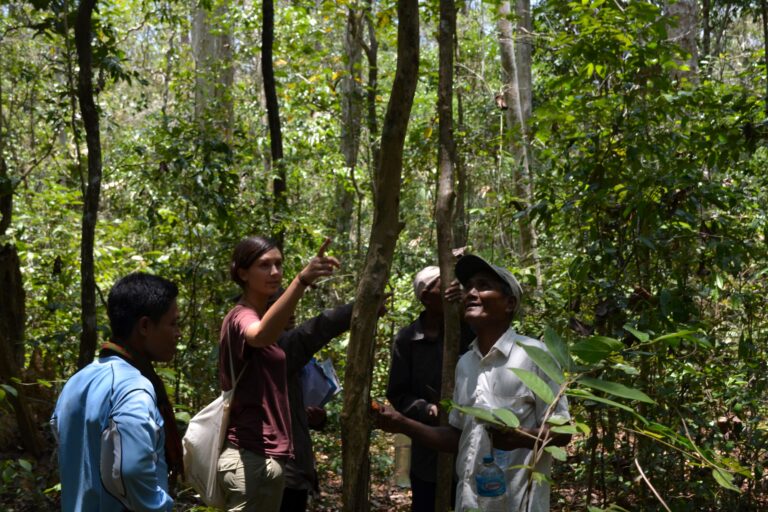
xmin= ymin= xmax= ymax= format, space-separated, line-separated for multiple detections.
xmin=386 ymin=312 xmax=473 ymax=482
xmin=278 ymin=303 xmax=353 ymax=491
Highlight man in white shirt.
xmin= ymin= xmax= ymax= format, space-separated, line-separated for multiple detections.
xmin=375 ymin=254 xmax=570 ymax=511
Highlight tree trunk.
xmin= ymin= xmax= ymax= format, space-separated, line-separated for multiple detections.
xmin=340 ymin=0 xmax=419 ymax=509
xmin=453 ymin=40 xmax=468 ymax=249
xmin=702 ymin=0 xmax=711 ymax=58
xmin=0 ymin=246 xmax=44 ymax=456
xmin=762 ymin=0 xmax=768 ymax=117
xmin=665 ymin=0 xmax=699 ymax=80
xmin=498 ymin=0 xmax=541 ymax=287
xmin=363 ymin=0 xmax=380 ymax=187
xmin=75 ymin=0 xmax=103 ymax=369
xmin=435 ymin=1 xmax=460 ymax=510
xmin=337 ymin=6 xmax=364 ymax=256
xmin=262 ymin=0 xmax=286 ymax=250
xmin=192 ymin=0 xmax=235 ymax=143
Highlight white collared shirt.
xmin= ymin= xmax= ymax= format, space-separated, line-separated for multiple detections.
xmin=449 ymin=327 xmax=570 ymax=512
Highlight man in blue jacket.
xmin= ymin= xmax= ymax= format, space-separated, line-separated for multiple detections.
xmin=51 ymin=273 xmax=182 ymax=512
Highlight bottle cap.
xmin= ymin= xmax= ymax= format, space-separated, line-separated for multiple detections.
xmin=482 ymin=454 xmax=494 ymax=463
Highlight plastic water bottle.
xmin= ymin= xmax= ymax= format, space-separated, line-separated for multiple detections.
xmin=474 ymin=454 xmax=508 ymax=511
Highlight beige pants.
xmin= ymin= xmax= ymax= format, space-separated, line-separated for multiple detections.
xmin=217 ymin=442 xmax=286 ymax=512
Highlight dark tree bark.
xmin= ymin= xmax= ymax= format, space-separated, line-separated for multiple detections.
xmin=74 ymin=0 xmax=103 ymax=369
xmin=762 ymin=0 xmax=768 ymax=117
xmin=262 ymin=0 xmax=286 ymax=250
xmin=363 ymin=0 xmax=380 ymax=183
xmin=435 ymin=1 xmax=460 ymax=510
xmin=0 ymin=246 xmax=43 ymax=456
xmin=340 ymin=0 xmax=419 ymax=510
xmin=336 ymin=6 xmax=365 ymax=257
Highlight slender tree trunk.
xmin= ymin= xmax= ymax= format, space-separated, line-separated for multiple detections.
xmin=435 ymin=1 xmax=460 ymax=510
xmin=498 ymin=0 xmax=541 ymax=287
xmin=75 ymin=0 xmax=103 ymax=369
xmin=762 ymin=0 xmax=768 ymax=117
xmin=337 ymin=6 xmax=364 ymax=256
xmin=363 ymin=0 xmax=380 ymax=186
xmin=262 ymin=0 xmax=286 ymax=250
xmin=702 ymin=0 xmax=711 ymax=58
xmin=340 ymin=0 xmax=419 ymax=510
xmin=453 ymin=35 xmax=468 ymax=249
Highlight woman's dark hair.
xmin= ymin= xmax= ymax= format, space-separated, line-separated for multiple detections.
xmin=230 ymin=236 xmax=279 ymax=288
xmin=107 ymin=273 xmax=178 ymax=341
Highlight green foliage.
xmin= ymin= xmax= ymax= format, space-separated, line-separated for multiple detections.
xmin=2 ymin=0 xmax=768 ymax=509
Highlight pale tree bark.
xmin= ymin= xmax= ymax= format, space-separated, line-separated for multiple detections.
xmin=192 ymin=0 xmax=234 ymax=142
xmin=336 ymin=5 xmax=364 ymax=256
xmin=498 ymin=0 xmax=541 ymax=288
xmin=702 ymin=0 xmax=711 ymax=58
xmin=435 ymin=0 xmax=460 ymax=510
xmin=75 ymin=0 xmax=103 ymax=369
xmin=340 ymin=0 xmax=419 ymax=509
xmin=665 ymin=0 xmax=700 ymax=81
xmin=262 ymin=0 xmax=286 ymax=250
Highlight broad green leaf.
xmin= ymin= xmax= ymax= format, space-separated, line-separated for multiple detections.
xmin=578 ymin=377 xmax=655 ymax=404
xmin=650 ymin=330 xmax=700 ymax=344
xmin=18 ymin=459 xmax=32 ymax=471
xmin=544 ymin=446 xmax=567 ymax=461
xmin=612 ymin=363 xmax=639 ymax=375
xmin=575 ymin=421 xmax=592 ymax=435
xmin=519 ymin=343 xmax=565 ymax=385
xmin=623 ymin=324 xmax=649 ymax=342
xmin=491 ymin=408 xmax=520 ymax=429
xmin=566 ymin=389 xmax=647 ymax=422
xmin=0 ymin=388 xmax=5 ymax=401
xmin=510 ymin=368 xmax=555 ymax=404
xmin=446 ymin=403 xmax=504 ymax=427
xmin=551 ymin=425 xmax=580 ymax=435
xmin=546 ymin=416 xmax=569 ymax=426
xmin=0 ymin=384 xmax=18 ymax=398
xmin=712 ymin=468 xmax=740 ymax=493
xmin=571 ymin=336 xmax=623 ymax=363
xmin=543 ymin=327 xmax=572 ymax=371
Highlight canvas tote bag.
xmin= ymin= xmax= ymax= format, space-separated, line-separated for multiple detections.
xmin=182 ymin=347 xmax=245 ymax=509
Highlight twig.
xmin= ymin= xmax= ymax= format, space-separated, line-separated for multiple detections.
xmin=634 ymin=458 xmax=671 ymax=512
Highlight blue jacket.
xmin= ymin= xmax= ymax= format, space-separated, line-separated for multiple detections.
xmin=51 ymin=356 xmax=173 ymax=512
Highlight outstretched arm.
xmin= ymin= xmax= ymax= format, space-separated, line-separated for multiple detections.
xmin=374 ymin=404 xmax=460 ymax=453
xmin=279 ymin=303 xmax=353 ymax=375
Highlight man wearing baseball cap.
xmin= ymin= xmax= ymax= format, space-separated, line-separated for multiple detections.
xmin=376 ymin=255 xmax=570 ymax=512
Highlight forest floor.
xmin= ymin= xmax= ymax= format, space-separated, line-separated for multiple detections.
xmin=4 ymin=428 xmax=766 ymax=511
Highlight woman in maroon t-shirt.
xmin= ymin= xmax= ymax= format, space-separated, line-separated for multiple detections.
xmin=217 ymin=236 xmax=339 ymax=512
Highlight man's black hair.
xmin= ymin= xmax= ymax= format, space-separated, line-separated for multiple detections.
xmin=107 ymin=273 xmax=178 ymax=341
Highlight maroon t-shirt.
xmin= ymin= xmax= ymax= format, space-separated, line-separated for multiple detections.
xmin=219 ymin=303 xmax=293 ymax=458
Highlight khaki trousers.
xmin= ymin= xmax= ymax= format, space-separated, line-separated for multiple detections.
xmin=218 ymin=442 xmax=286 ymax=512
